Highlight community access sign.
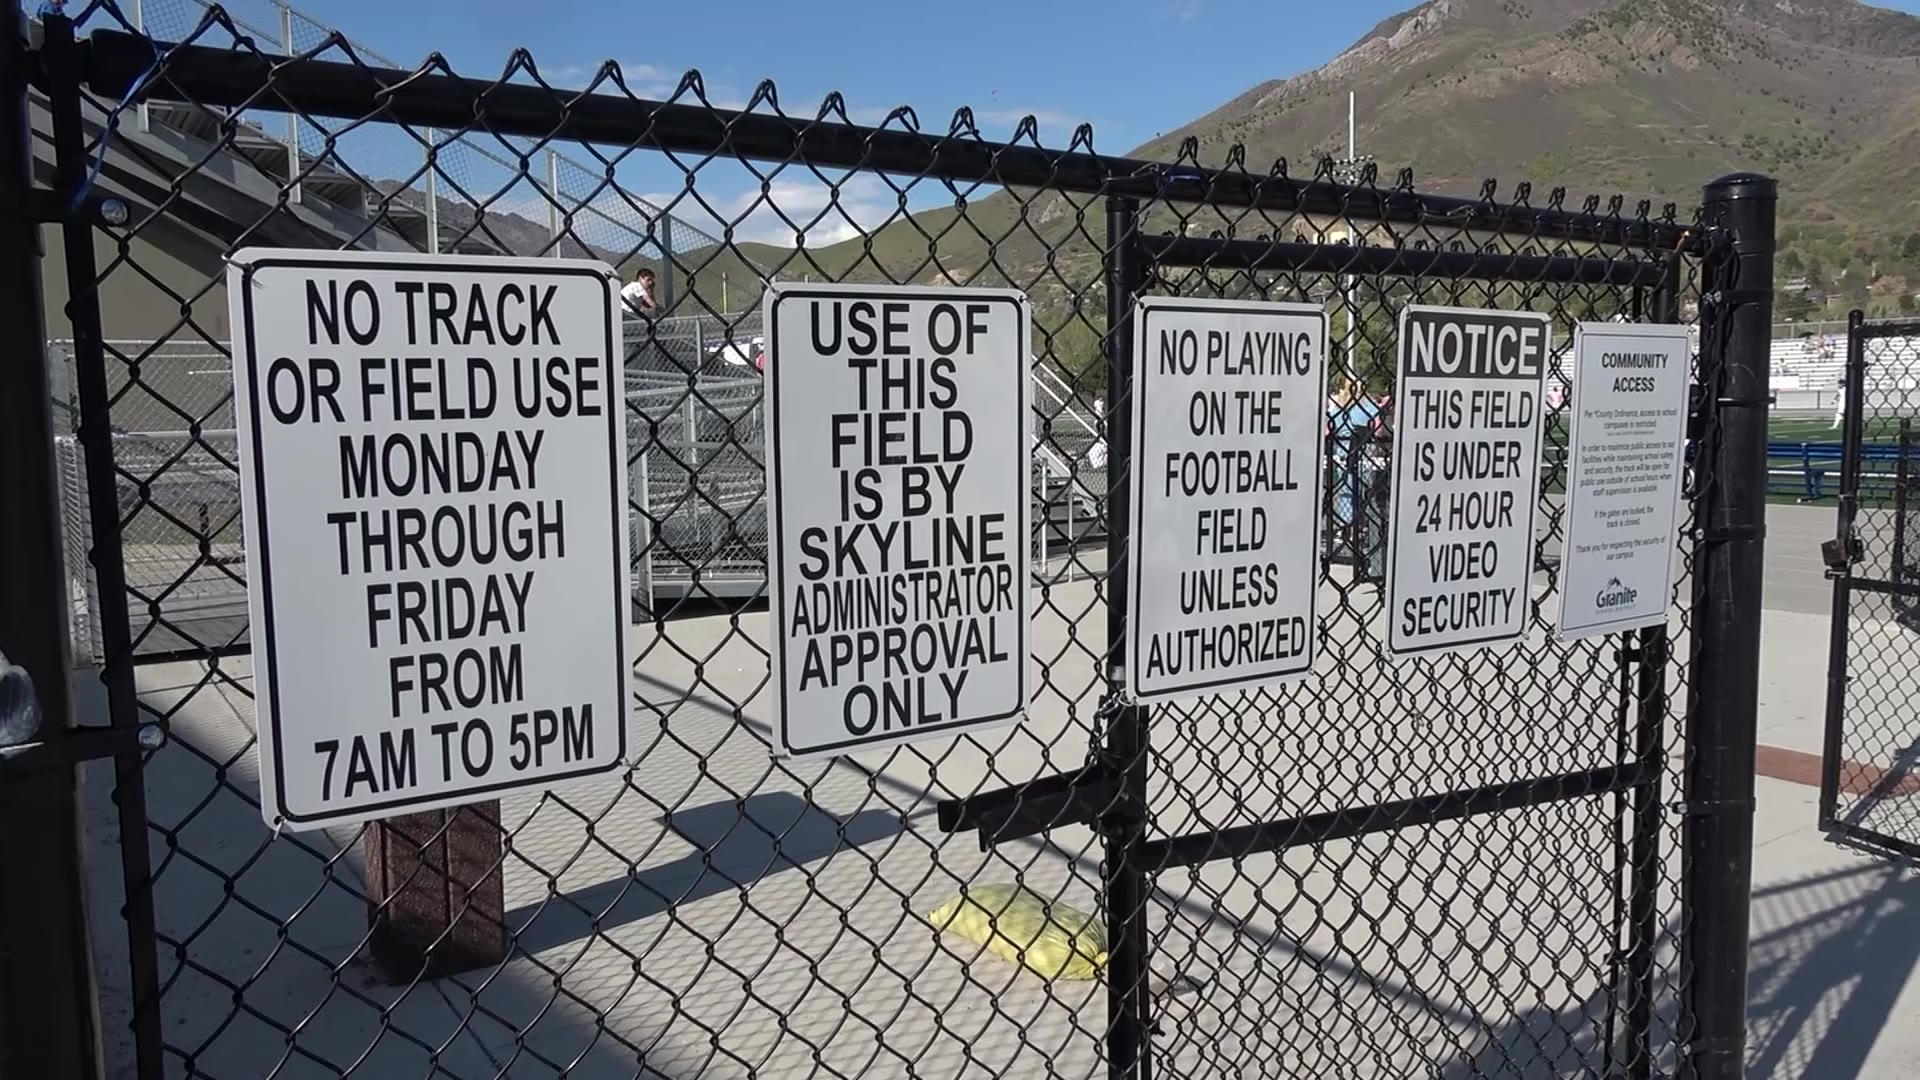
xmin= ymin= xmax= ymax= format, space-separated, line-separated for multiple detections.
xmin=764 ymin=284 xmax=1030 ymax=759
xmin=227 ymin=250 xmax=631 ymax=831
xmin=1557 ymin=322 xmax=1690 ymax=641
xmin=1125 ymin=298 xmax=1328 ymax=703
xmin=1386 ymin=305 xmax=1551 ymax=658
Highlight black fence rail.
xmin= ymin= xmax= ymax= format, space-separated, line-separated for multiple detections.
xmin=0 ymin=2 xmax=1775 ymax=1078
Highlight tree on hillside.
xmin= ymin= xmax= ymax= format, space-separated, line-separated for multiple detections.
xmin=1038 ymin=313 xmax=1107 ymax=398
xmin=1330 ymin=294 xmax=1398 ymax=394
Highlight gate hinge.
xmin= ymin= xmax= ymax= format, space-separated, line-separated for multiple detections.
xmin=0 ymin=723 xmax=164 ymax=775
xmin=1669 ymin=797 xmax=1756 ymax=818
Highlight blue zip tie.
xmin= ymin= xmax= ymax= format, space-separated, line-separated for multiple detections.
xmin=69 ymin=37 xmax=166 ymax=212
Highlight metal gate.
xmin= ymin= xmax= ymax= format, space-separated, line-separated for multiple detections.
xmin=1821 ymin=311 xmax=1920 ymax=862
xmin=0 ymin=4 xmax=1777 ymax=1078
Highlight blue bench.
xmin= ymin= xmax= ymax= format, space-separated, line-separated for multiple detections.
xmin=1766 ymin=442 xmax=1912 ymax=501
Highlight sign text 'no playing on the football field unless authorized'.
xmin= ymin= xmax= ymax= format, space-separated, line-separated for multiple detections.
xmin=1126 ymin=298 xmax=1328 ymax=703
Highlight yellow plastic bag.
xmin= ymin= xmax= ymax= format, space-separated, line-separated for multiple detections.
xmin=926 ymin=884 xmax=1108 ymax=980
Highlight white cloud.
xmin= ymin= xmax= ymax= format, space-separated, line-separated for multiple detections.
xmin=545 ymin=60 xmax=672 ymax=93
xmin=651 ymin=174 xmax=908 ymax=249
xmin=832 ymin=103 xmax=1098 ymax=145
xmin=975 ymin=108 xmax=1095 ymax=139
xmin=538 ymin=60 xmax=745 ymax=108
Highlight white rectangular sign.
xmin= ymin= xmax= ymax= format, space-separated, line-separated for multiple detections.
xmin=1387 ymin=305 xmax=1551 ymax=658
xmin=1557 ymin=322 xmax=1691 ymax=641
xmin=764 ymin=284 xmax=1030 ymax=758
xmin=227 ymin=250 xmax=631 ymax=831
xmin=1125 ymin=298 xmax=1328 ymax=702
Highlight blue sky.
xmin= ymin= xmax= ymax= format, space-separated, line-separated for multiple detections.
xmin=238 ymin=0 xmax=1920 ymax=148
xmin=239 ymin=0 xmax=1424 ymax=153
xmin=125 ymin=0 xmax=1920 ymax=253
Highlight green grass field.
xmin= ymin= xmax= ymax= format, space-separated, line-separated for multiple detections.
xmin=1532 ymin=412 xmax=1920 ymax=504
xmin=1771 ymin=415 xmax=1850 ymax=444
xmin=1769 ymin=413 xmax=1920 ymax=446
xmin=1542 ymin=412 xmax=1917 ymax=449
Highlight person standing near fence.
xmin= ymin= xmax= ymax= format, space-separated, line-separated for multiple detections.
xmin=1832 ymin=373 xmax=1848 ymax=431
xmin=621 ymin=267 xmax=658 ymax=318
xmin=1327 ymin=377 xmax=1379 ymax=538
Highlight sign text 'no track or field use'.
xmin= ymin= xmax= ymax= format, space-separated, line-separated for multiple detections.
xmin=1386 ymin=305 xmax=1552 ymax=658
xmin=226 ymin=250 xmax=632 ymax=830
xmin=1125 ymin=298 xmax=1329 ymax=703
xmin=764 ymin=283 xmax=1031 ymax=759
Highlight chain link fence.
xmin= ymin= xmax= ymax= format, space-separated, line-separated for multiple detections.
xmin=28 ymin=3 xmax=1773 ymax=1077
xmin=1822 ymin=315 xmax=1920 ymax=862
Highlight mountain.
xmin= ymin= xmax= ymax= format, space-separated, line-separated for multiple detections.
xmin=1135 ymin=0 xmax=1920 ymax=227
xmin=776 ymin=0 xmax=1920 ymax=344
xmin=380 ymin=0 xmax=1920 ymax=345
xmin=371 ymin=181 xmax=781 ymax=317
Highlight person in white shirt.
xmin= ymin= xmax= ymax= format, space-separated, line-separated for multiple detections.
xmin=620 ymin=268 xmax=657 ymax=319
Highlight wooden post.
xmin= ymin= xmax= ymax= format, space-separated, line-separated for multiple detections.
xmin=364 ymin=801 xmax=507 ymax=983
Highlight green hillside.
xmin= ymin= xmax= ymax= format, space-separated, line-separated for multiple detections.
xmin=677 ymin=0 xmax=1920 ymax=359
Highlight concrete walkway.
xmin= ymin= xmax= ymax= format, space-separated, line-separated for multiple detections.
xmin=1744 ymin=779 xmax=1920 ymax=1080
xmin=67 ymin=498 xmax=1920 ymax=1080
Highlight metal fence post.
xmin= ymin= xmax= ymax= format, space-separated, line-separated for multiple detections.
xmin=278 ymin=2 xmax=301 ymax=205
xmin=424 ymin=127 xmax=439 ymax=254
xmin=1818 ymin=308 xmax=1868 ymax=831
xmin=1685 ymin=172 xmax=1774 ymax=1080
xmin=1037 ymin=457 xmax=1051 ymax=583
xmin=41 ymin=13 xmax=166 ymax=1072
xmin=0 ymin=4 xmax=105 ymax=1074
xmin=130 ymin=0 xmax=148 ymax=132
xmin=1621 ymin=255 xmax=1681 ymax=1080
xmin=1101 ymin=195 xmax=1152 ymax=1080
xmin=685 ymin=393 xmax=700 ymax=485
xmin=659 ymin=214 xmax=675 ymax=311
xmin=546 ymin=149 xmax=560 ymax=252
xmin=1897 ymin=421 xmax=1915 ymax=595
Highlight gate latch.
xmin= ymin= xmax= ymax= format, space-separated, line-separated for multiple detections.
xmin=0 ymin=189 xmax=133 ymax=226
xmin=1821 ymin=535 xmax=1862 ymax=576
xmin=0 ymin=660 xmax=162 ymax=774
xmin=936 ymin=762 xmax=1130 ymax=850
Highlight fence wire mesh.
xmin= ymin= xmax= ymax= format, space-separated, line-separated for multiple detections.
xmin=40 ymin=3 xmax=1727 ymax=1076
xmin=1824 ymin=320 xmax=1920 ymax=862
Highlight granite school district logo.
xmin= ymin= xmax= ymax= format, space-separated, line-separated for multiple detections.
xmin=1595 ymin=577 xmax=1638 ymax=610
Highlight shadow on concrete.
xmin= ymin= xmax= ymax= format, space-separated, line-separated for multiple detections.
xmin=98 ymin=659 xmax=1920 ymax=1078
xmin=82 ymin=670 xmax=800 ymax=1079
xmin=630 ymin=668 xmax=1495 ymax=1043
xmin=506 ymin=791 xmax=901 ymax=954
xmin=1433 ymin=861 xmax=1920 ymax=1079
xmin=1744 ymin=861 xmax=1920 ymax=1080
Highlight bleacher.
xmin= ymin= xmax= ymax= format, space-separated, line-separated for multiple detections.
xmin=1770 ymin=329 xmax=1920 ymax=411
xmin=1771 ymin=335 xmax=1845 ymax=396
